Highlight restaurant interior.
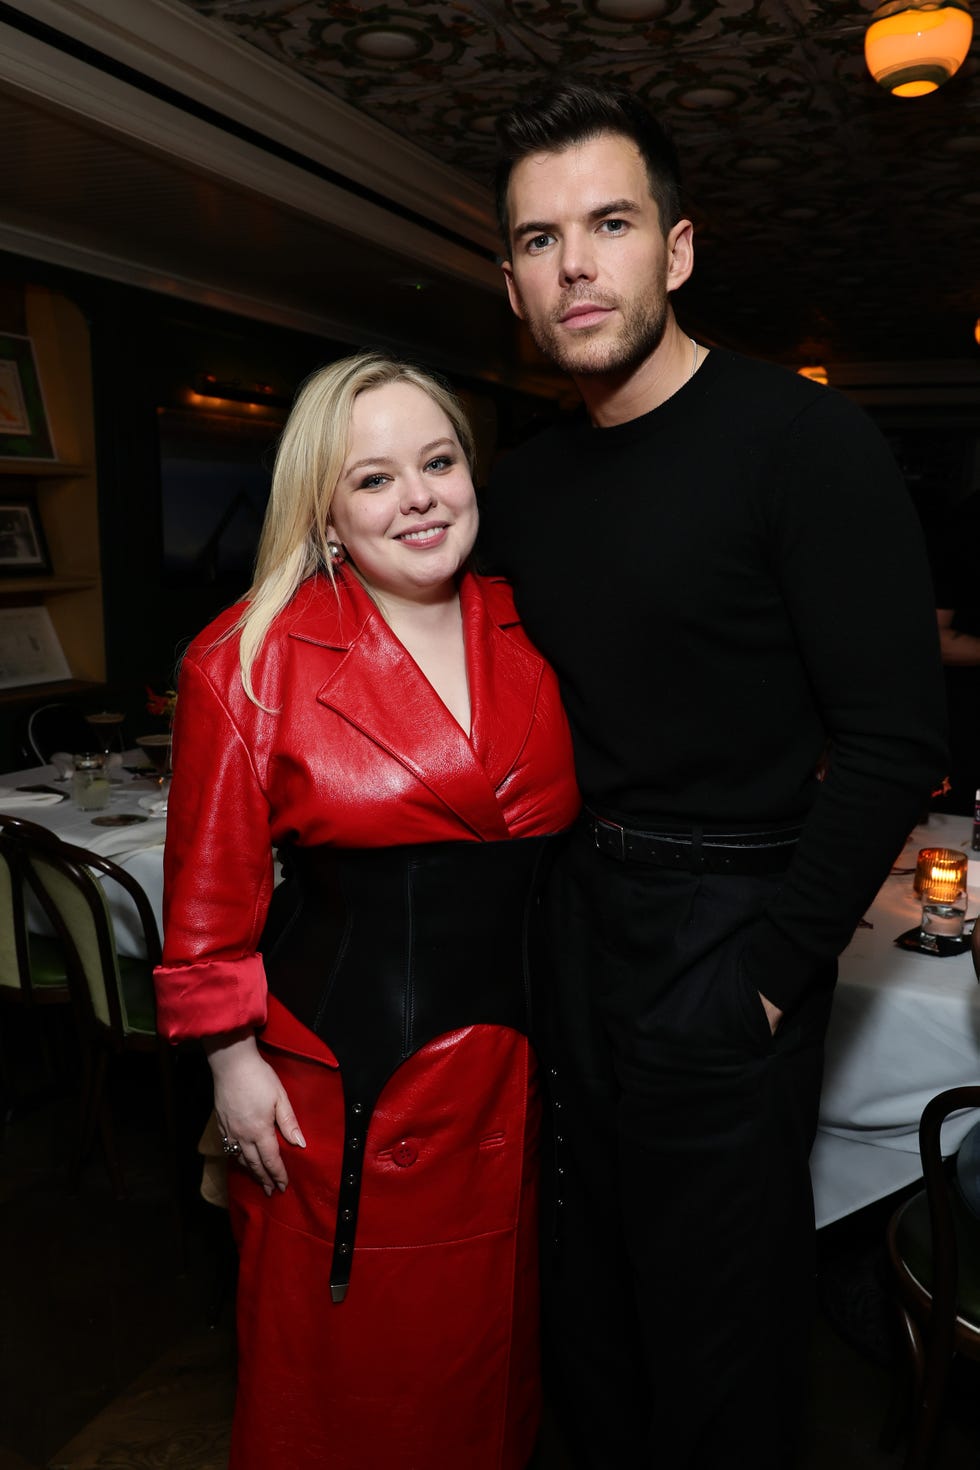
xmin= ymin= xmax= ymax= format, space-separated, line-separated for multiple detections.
xmin=1 ymin=1 xmax=980 ymax=1467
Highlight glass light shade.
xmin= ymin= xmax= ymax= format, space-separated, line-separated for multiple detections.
xmin=865 ymin=0 xmax=974 ymax=97
xmin=798 ymin=366 xmax=829 ymax=385
xmin=915 ymin=846 xmax=969 ymax=900
xmin=914 ymin=845 xmax=968 ymax=894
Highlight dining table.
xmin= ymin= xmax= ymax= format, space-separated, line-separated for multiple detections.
xmin=811 ymin=812 xmax=980 ymax=1228
xmin=4 ymin=763 xmax=978 ymax=1229
xmin=0 ymin=755 xmax=169 ymax=958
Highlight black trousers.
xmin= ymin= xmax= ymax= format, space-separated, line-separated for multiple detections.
xmin=538 ymin=824 xmax=835 ymax=1470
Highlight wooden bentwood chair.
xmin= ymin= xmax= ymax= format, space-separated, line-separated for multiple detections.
xmin=16 ymin=700 xmax=92 ymax=766
xmin=0 ymin=815 xmax=71 ymax=1005
xmin=885 ymin=1082 xmax=980 ymax=1469
xmin=0 ymin=814 xmax=71 ymax=1111
xmin=1 ymin=815 xmax=184 ymax=1258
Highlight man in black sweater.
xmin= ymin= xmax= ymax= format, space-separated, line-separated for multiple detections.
xmin=482 ymin=78 xmax=947 ymax=1469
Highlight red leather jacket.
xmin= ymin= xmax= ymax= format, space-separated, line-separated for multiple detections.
xmin=155 ymin=570 xmax=580 ymax=1040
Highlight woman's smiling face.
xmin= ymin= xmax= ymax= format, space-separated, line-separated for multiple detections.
xmin=327 ymin=379 xmax=479 ymax=606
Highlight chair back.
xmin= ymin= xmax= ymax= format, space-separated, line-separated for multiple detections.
xmin=885 ymin=1084 xmax=980 ymax=1469
xmin=29 ymin=849 xmax=122 ymax=1031
xmin=18 ymin=702 xmax=92 ymax=766
xmin=0 ymin=834 xmax=30 ymax=996
xmin=12 ymin=831 xmax=161 ymax=1041
xmin=911 ymin=1085 xmax=980 ymax=1362
xmin=0 ymin=814 xmax=69 ymax=1003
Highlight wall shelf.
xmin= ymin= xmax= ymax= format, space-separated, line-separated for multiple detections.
xmin=0 ymin=285 xmax=105 ymax=693
xmin=0 ymin=576 xmax=99 ymax=598
xmin=0 ymin=678 xmax=102 ymax=708
xmin=0 ymin=461 xmax=87 ymax=478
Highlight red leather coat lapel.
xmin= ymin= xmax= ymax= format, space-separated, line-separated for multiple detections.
xmin=466 ymin=578 xmax=546 ymax=793
xmin=305 ymin=577 xmax=515 ymax=841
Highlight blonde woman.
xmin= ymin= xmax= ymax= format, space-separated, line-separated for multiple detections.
xmin=155 ymin=353 xmax=579 ymax=1470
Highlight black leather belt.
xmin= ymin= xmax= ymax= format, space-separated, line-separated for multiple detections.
xmin=584 ymin=809 xmax=802 ymax=874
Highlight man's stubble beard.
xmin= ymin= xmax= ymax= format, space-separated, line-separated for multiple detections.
xmin=517 ymin=284 xmax=669 ymax=379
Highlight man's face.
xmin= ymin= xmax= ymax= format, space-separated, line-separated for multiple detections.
xmin=502 ymin=132 xmax=688 ymax=379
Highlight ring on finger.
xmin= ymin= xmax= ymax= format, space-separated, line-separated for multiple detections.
xmin=221 ymin=1135 xmax=242 ymax=1158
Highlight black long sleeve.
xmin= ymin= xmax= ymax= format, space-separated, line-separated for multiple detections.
xmin=480 ymin=349 xmax=948 ymax=1010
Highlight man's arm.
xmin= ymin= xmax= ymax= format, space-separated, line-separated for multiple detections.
xmin=937 ymin=608 xmax=980 ymax=666
xmin=739 ymin=391 xmax=948 ymax=1016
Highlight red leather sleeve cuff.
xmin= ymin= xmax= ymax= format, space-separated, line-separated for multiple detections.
xmin=153 ymin=953 xmax=268 ymax=1041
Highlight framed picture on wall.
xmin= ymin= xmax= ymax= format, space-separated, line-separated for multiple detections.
xmin=0 ymin=333 xmax=56 ymax=460
xmin=0 ymin=605 xmax=70 ymax=688
xmin=0 ymin=494 xmax=52 ymax=575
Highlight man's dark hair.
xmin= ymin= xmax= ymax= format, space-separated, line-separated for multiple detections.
xmin=494 ymin=75 xmax=682 ymax=250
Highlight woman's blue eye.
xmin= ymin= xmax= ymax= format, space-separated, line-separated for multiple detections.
xmin=426 ymin=456 xmax=452 ymax=472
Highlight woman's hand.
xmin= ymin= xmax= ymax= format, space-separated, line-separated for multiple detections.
xmin=204 ymin=1029 xmax=306 ymax=1195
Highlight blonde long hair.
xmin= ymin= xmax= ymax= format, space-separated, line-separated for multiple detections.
xmin=230 ymin=352 xmax=476 ymax=706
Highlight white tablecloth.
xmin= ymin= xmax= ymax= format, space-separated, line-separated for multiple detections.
xmin=7 ymin=767 xmax=979 ymax=1224
xmin=2 ymin=760 xmax=167 ymax=958
xmin=811 ymin=813 xmax=980 ymax=1227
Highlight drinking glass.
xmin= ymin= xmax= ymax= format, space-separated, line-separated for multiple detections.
xmin=84 ymin=710 xmax=126 ymax=756
xmin=135 ymin=733 xmax=172 ymax=783
xmin=72 ymin=754 xmax=110 ymax=811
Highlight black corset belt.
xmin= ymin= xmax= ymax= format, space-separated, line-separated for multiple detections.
xmin=259 ymin=834 xmax=555 ymax=1303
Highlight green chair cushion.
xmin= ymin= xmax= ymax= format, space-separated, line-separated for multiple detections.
xmin=27 ymin=933 xmax=68 ymax=989
xmin=118 ymin=956 xmax=158 ymax=1036
xmin=895 ymin=1187 xmax=980 ymax=1329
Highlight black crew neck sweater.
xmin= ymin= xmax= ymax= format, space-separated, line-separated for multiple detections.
xmin=480 ymin=348 xmax=947 ymax=1009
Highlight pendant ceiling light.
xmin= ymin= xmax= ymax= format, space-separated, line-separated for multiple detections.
xmin=865 ymin=0 xmax=974 ymax=97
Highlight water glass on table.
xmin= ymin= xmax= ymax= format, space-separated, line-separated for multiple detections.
xmin=72 ymin=754 xmax=110 ymax=811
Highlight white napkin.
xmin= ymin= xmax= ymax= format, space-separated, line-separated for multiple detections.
xmin=49 ymin=751 xmax=123 ymax=777
xmin=84 ymin=817 xmax=168 ymax=860
xmin=0 ymin=786 xmax=65 ymax=810
xmin=138 ymin=795 xmax=169 ymax=816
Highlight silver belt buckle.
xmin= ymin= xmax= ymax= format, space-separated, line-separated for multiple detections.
xmin=594 ymin=815 xmax=626 ymax=861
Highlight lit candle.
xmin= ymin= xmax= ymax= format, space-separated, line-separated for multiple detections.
xmin=924 ymin=865 xmax=963 ymax=905
xmin=922 ymin=858 xmax=969 ymax=899
xmin=915 ymin=847 xmax=968 ymax=897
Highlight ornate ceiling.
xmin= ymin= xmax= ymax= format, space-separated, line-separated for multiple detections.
xmin=170 ymin=0 xmax=980 ymax=365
